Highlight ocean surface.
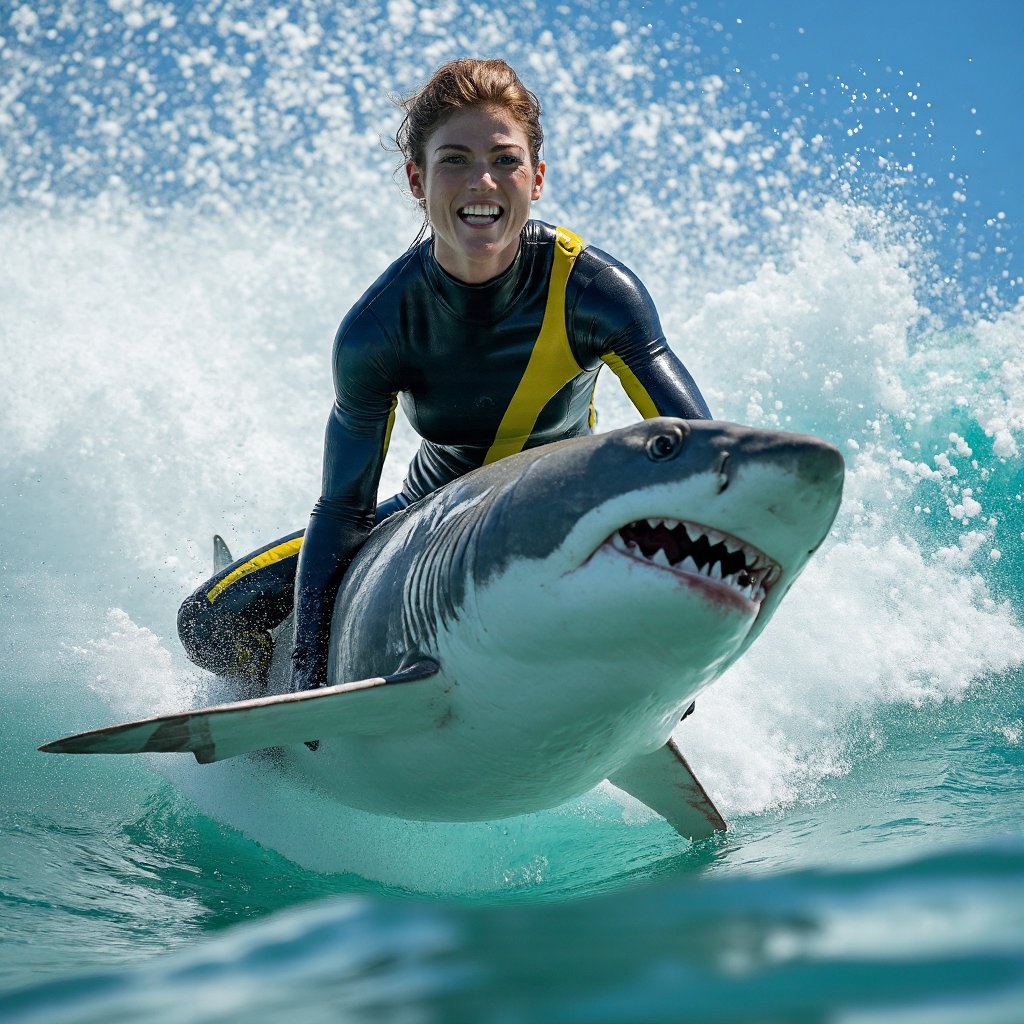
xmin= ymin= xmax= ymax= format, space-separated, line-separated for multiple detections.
xmin=2 ymin=1 xmax=1023 ymax=1020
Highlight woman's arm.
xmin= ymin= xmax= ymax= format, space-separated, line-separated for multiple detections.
xmin=290 ymin=315 xmax=400 ymax=691
xmin=569 ymin=252 xmax=711 ymax=421
xmin=600 ymin=342 xmax=711 ymax=421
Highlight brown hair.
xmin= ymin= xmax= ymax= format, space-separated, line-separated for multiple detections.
xmin=395 ymin=58 xmax=544 ymax=172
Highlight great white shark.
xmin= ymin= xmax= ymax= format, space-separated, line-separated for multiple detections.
xmin=42 ymin=418 xmax=844 ymax=841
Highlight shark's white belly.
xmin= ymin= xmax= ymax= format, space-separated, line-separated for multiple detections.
xmin=288 ymin=547 xmax=752 ymax=821
xmin=286 ymin=671 xmax=688 ymax=820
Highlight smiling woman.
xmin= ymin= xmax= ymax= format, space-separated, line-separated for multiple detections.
xmin=176 ymin=57 xmax=713 ymax=697
xmin=398 ymin=62 xmax=546 ymax=282
xmin=406 ymin=105 xmax=545 ymax=283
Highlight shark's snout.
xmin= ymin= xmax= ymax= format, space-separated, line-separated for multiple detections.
xmin=800 ymin=440 xmax=846 ymax=492
xmin=547 ymin=419 xmax=845 ymax=623
xmin=721 ymin=428 xmax=845 ymax=493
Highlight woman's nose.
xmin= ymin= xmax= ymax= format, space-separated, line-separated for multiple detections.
xmin=468 ymin=164 xmax=496 ymax=191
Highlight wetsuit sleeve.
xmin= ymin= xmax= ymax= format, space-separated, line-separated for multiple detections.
xmin=291 ymin=309 xmax=400 ymax=689
xmin=570 ymin=258 xmax=711 ymax=420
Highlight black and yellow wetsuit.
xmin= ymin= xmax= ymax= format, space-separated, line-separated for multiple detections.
xmin=178 ymin=221 xmax=711 ymax=688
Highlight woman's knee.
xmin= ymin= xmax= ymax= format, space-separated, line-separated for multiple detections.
xmin=177 ymin=589 xmax=228 ymax=672
xmin=178 ymin=590 xmax=273 ymax=685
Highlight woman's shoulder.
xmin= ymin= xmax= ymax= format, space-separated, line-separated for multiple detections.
xmin=570 ymin=237 xmax=653 ymax=308
xmin=528 ymin=219 xmax=643 ymax=283
xmin=557 ymin=229 xmax=662 ymax=352
xmin=333 ymin=242 xmax=429 ymax=350
xmin=343 ymin=244 xmax=426 ymax=321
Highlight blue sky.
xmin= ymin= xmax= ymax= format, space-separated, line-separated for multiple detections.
xmin=686 ymin=0 xmax=1023 ymax=293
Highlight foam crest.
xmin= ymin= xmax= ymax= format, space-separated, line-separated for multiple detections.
xmin=0 ymin=208 xmax=414 ymax=591
xmin=678 ymin=535 xmax=1024 ymax=816
xmin=908 ymin=299 xmax=1024 ymax=460
xmin=667 ymin=200 xmax=923 ymax=432
xmin=67 ymin=608 xmax=202 ymax=720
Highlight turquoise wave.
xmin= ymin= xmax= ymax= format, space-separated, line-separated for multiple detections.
xmin=4 ymin=840 xmax=1024 ymax=1023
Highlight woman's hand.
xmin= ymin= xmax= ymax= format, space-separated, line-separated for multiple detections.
xmin=288 ymin=643 xmax=328 ymax=692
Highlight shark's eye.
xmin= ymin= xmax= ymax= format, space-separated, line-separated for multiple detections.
xmin=646 ymin=427 xmax=686 ymax=462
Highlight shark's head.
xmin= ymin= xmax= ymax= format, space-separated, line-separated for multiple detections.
xmin=339 ymin=419 xmax=843 ymax=720
xmin=414 ymin=418 xmax=844 ymax=696
xmin=321 ymin=420 xmax=843 ymax=816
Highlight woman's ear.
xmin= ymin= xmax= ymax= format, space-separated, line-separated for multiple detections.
xmin=406 ymin=161 xmax=425 ymax=200
xmin=531 ymin=160 xmax=546 ymax=202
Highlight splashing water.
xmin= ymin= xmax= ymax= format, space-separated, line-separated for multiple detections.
xmin=2 ymin=0 xmax=1023 ymax=1018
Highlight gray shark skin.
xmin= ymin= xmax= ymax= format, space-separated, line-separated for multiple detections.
xmin=265 ymin=417 xmax=844 ymax=823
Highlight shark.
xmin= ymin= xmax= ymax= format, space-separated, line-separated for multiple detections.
xmin=42 ymin=418 xmax=844 ymax=842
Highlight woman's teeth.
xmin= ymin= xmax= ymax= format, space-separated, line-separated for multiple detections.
xmin=459 ymin=204 xmax=502 ymax=225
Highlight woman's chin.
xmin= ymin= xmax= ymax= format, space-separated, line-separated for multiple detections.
xmin=434 ymin=233 xmax=522 ymax=283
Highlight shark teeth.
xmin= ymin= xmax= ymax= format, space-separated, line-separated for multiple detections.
xmin=605 ymin=518 xmax=781 ymax=604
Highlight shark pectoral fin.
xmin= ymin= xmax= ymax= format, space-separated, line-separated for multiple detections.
xmin=607 ymin=737 xmax=727 ymax=842
xmin=39 ymin=659 xmax=445 ymax=764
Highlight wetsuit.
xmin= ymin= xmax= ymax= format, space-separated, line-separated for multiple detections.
xmin=178 ymin=221 xmax=711 ymax=688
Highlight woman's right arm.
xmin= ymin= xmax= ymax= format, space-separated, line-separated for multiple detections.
xmin=290 ymin=315 xmax=399 ymax=692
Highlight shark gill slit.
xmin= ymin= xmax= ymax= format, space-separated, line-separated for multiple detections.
xmin=402 ymin=502 xmax=487 ymax=645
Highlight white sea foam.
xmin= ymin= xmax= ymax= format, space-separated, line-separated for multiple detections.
xmin=676 ymin=535 xmax=1023 ymax=817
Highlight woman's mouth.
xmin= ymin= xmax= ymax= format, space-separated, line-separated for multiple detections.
xmin=458 ymin=203 xmax=503 ymax=226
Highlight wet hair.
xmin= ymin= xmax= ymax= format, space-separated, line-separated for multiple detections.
xmin=395 ymin=58 xmax=544 ymax=172
xmin=394 ymin=59 xmax=543 ymax=247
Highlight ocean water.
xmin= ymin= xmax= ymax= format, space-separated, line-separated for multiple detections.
xmin=2 ymin=1 xmax=1023 ymax=1020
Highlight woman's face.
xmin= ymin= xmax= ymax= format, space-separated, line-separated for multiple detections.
xmin=406 ymin=104 xmax=545 ymax=285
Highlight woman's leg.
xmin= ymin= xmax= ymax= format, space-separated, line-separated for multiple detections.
xmin=177 ymin=529 xmax=303 ymax=686
xmin=177 ymin=494 xmax=411 ymax=684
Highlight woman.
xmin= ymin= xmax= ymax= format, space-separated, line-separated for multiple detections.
xmin=178 ymin=58 xmax=711 ymax=693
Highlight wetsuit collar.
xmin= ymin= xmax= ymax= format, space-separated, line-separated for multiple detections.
xmin=422 ymin=230 xmax=531 ymax=324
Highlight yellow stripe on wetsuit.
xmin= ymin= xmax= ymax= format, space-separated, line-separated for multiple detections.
xmin=482 ymin=226 xmax=663 ymax=465
xmin=206 ymin=535 xmax=303 ymax=604
xmin=382 ymin=394 xmax=398 ymax=460
xmin=483 ymin=226 xmax=586 ymax=466
xmin=599 ymin=352 xmax=659 ymax=419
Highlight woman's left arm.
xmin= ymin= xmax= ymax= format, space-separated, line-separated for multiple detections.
xmin=570 ymin=256 xmax=711 ymax=421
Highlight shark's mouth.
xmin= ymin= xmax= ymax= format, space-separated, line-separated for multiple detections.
xmin=603 ymin=518 xmax=781 ymax=604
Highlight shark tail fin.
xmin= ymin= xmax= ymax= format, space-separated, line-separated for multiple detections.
xmin=213 ymin=534 xmax=233 ymax=572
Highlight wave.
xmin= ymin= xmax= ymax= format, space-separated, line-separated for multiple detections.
xmin=4 ymin=840 xmax=1024 ymax=1022
xmin=2 ymin=0 xmax=1022 ymax=899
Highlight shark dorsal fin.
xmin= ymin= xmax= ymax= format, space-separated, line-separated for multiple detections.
xmin=213 ymin=534 xmax=233 ymax=572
